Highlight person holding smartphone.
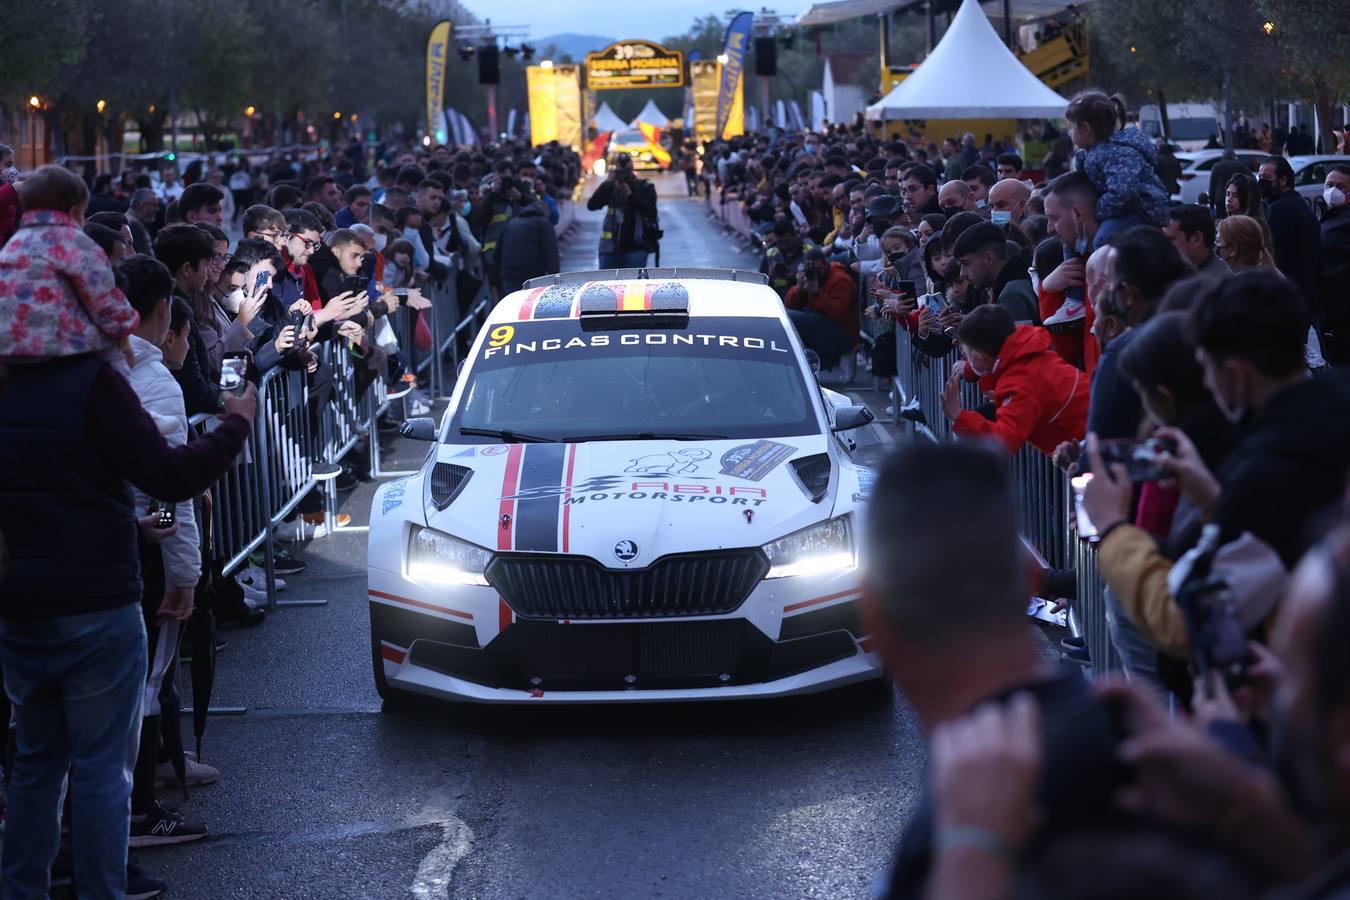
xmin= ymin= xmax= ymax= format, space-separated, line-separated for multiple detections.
xmin=784 ymin=249 xmax=857 ymax=372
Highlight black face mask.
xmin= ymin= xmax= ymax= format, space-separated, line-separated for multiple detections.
xmin=941 ymin=206 xmax=961 ymax=218
xmin=1259 ymin=179 xmax=1278 ymax=201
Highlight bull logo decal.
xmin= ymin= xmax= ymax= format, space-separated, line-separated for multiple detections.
xmin=624 ymin=448 xmax=711 ymax=476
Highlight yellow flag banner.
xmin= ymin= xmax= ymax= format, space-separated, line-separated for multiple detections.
xmin=552 ymin=65 xmax=583 ymax=151
xmin=425 ymin=20 xmax=452 ymax=142
xmin=636 ymin=121 xmax=671 ymax=167
xmin=527 ymin=66 xmax=559 ymax=146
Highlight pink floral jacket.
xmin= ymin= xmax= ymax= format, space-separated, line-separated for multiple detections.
xmin=0 ymin=209 xmax=140 ymax=359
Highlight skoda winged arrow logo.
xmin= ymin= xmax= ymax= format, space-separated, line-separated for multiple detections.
xmin=613 ymin=540 xmax=639 ymax=562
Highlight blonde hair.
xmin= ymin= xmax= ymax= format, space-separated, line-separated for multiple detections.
xmin=1217 ymin=215 xmax=1275 ymax=272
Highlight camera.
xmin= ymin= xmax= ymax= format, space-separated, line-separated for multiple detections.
xmin=1079 ymin=436 xmax=1177 ymax=482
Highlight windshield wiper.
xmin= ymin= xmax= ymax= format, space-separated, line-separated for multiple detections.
xmin=457 ymin=427 xmax=558 ymax=444
xmin=563 ymin=432 xmax=729 ymax=443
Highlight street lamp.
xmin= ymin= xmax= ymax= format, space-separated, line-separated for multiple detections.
xmin=333 ymin=111 xmax=342 ymax=120
xmin=1263 ymin=21 xmax=1275 ymax=34
xmin=717 ymin=53 xmax=729 ymax=65
xmin=540 ymin=59 xmax=553 ymax=69
xmin=245 ymin=105 xmax=256 ymax=117
xmin=96 ymin=99 xmax=106 ymax=114
xmin=28 ymin=96 xmax=40 ymax=168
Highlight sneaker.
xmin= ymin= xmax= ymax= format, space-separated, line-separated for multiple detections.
xmin=155 ymin=756 xmax=220 ymax=788
xmin=234 ymin=573 xmax=267 ymax=606
xmin=252 ymin=548 xmax=307 ymax=576
xmin=409 ymin=398 xmax=432 ymax=417
xmin=312 ymin=461 xmax=343 ymax=481
xmin=1062 ymin=635 xmax=1086 ymax=651
xmin=129 ymin=800 xmax=207 ymax=847
xmin=237 ymin=565 xmax=285 ymax=594
xmin=126 ymin=863 xmax=168 ymax=899
xmin=1043 ymin=298 xmax=1086 ymax=330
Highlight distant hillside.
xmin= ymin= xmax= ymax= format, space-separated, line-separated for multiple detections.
xmin=535 ymin=33 xmax=615 ymax=62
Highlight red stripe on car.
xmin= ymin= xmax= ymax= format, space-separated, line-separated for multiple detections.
xmin=497 ymin=444 xmax=525 ymax=551
xmin=561 ymin=443 xmax=577 ymax=552
xmin=368 ymin=589 xmax=473 ymax=620
xmin=782 ymin=588 xmax=863 ymax=614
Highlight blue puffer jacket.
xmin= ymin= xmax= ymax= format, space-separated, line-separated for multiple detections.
xmin=1074 ymin=126 xmax=1171 ymax=227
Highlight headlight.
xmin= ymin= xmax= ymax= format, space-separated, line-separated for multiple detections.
xmin=762 ymin=516 xmax=855 ymax=579
xmin=406 ymin=526 xmax=491 ymax=586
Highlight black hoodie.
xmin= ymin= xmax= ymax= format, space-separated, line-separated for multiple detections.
xmin=1213 ymin=372 xmax=1350 ymax=567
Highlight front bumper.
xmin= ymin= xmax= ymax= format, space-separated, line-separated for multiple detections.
xmin=369 ymin=566 xmax=879 ymax=703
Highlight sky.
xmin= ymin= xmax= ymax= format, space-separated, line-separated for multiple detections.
xmin=460 ymin=0 xmax=817 ymax=45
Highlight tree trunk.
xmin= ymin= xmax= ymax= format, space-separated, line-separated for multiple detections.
xmin=1312 ymin=78 xmax=1334 ymax=155
xmin=139 ymin=115 xmax=165 ymax=153
xmin=1220 ymin=67 xmax=1235 ymax=155
xmin=1157 ymin=88 xmax=1171 ymax=141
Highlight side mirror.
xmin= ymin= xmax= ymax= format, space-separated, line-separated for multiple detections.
xmin=399 ymin=417 xmax=437 ymax=441
xmin=832 ymin=405 xmax=875 ymax=433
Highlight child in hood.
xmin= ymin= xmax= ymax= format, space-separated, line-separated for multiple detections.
xmin=1067 ymin=91 xmax=1171 ymax=247
xmin=0 ymin=165 xmax=139 ymax=364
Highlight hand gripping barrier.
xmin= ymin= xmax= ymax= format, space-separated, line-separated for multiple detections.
xmin=891 ymin=325 xmax=1118 ymax=676
xmin=189 ymin=281 xmax=494 ymax=612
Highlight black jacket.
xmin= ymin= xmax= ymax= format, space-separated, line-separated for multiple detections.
xmin=499 ymin=203 xmax=560 ymax=295
xmin=172 ymin=291 xmax=223 ymax=417
xmin=1318 ymin=205 xmax=1350 ymax=362
xmin=885 ymin=667 xmax=1135 ymax=900
xmin=1266 ymin=189 xmax=1321 ymax=305
xmin=1213 ymin=373 xmax=1350 ymax=568
xmin=587 ymin=178 xmax=659 ymax=253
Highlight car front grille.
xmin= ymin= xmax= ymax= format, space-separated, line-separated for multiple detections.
xmin=486 ymin=550 xmax=769 ymax=620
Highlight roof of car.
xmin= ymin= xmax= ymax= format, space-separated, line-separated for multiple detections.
xmin=489 ymin=269 xmax=783 ymax=325
xmin=1287 ymin=155 xmax=1350 ymax=166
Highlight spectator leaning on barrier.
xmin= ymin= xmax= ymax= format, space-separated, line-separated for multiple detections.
xmin=863 ymin=442 xmax=1140 ymax=900
xmin=1083 ymin=272 xmax=1350 ymax=660
xmin=953 ymin=221 xmax=1038 ymax=325
xmin=943 ymin=304 xmax=1089 ymax=456
xmin=0 ymin=276 xmax=256 ymax=898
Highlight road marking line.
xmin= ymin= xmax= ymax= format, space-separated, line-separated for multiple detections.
xmin=411 ymin=817 xmax=474 ymax=899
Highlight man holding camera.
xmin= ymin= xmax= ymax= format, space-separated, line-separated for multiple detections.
xmin=587 ymin=154 xmax=659 ymax=270
xmin=784 ymin=248 xmax=857 ymax=371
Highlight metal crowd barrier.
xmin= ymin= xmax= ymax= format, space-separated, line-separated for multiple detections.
xmin=188 ymin=283 xmax=495 ymax=611
xmin=891 ymin=325 xmax=1118 ymax=676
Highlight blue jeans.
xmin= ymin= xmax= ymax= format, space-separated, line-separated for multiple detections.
xmin=0 ymin=604 xmax=147 ymax=900
xmin=598 ymin=250 xmax=649 ymax=270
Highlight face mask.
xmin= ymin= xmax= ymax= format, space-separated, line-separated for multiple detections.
xmin=403 ymin=226 xmax=419 ymax=242
xmin=966 ymin=355 xmax=996 ymax=378
xmin=222 ymin=287 xmax=244 ymax=314
xmin=0 ymin=166 xmax=18 ymax=185
xmin=373 ymin=233 xmax=388 ymax=252
xmin=941 ymin=206 xmax=961 ymax=218
xmin=990 ymin=210 xmax=1012 ymax=225
xmin=1259 ymin=179 xmax=1278 ymax=202
xmin=974 ymin=198 xmax=988 ymax=209
xmin=460 ymin=202 xmax=472 ymax=217
xmin=1324 ymin=186 xmax=1347 ymax=209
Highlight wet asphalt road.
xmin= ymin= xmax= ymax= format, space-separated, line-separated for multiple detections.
xmin=150 ymin=174 xmax=923 ymax=898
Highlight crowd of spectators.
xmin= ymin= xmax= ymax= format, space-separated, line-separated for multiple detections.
xmin=0 ymin=134 xmax=578 ymax=898
xmin=703 ymin=93 xmax=1350 ymax=899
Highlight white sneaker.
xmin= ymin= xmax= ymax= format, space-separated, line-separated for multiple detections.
xmin=234 ymin=573 xmax=267 ymax=605
xmin=409 ymin=399 xmax=432 ymax=416
xmin=154 ymin=756 xmax=219 ymax=788
xmin=237 ymin=565 xmax=285 ymax=593
xmin=1043 ymin=298 xmax=1086 ymax=328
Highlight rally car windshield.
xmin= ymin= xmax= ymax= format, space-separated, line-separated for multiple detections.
xmin=449 ymin=316 xmax=819 ymax=442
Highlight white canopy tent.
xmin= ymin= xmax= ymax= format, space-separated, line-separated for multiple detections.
xmin=592 ymin=101 xmax=628 ymax=134
xmin=629 ymin=99 xmax=670 ymax=129
xmin=864 ymin=0 xmax=1068 ymax=120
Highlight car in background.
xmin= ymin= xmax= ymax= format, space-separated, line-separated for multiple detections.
xmin=1171 ymin=149 xmax=1266 ymax=204
xmin=1288 ymin=155 xmax=1350 ymax=208
xmin=608 ymin=129 xmax=662 ymax=170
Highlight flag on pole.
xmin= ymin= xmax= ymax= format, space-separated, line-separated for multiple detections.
xmin=636 ymin=121 xmax=671 ymax=167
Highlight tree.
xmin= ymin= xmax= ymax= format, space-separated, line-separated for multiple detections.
xmin=1255 ymin=0 xmax=1350 ymax=150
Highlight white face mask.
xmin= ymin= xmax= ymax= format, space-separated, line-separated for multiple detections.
xmin=222 ymin=287 xmax=244 ymax=314
xmin=975 ymin=198 xmax=988 ymax=209
xmin=373 ymin=233 xmax=388 ymax=251
xmin=1325 ymin=186 xmax=1347 ymax=209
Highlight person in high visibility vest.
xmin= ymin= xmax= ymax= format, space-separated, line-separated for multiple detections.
xmin=586 ymin=154 xmax=659 ymax=270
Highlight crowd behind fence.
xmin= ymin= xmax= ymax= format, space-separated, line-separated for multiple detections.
xmin=707 ymin=194 xmax=1118 ymax=675
xmin=188 ymin=252 xmax=492 ymax=605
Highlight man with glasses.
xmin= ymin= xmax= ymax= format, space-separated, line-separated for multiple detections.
xmin=242 ymin=204 xmax=289 ymax=251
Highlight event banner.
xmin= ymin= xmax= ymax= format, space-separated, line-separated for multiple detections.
xmin=586 ymin=41 xmax=685 ymax=90
xmin=526 ymin=65 xmax=559 ymax=146
xmin=425 ymin=20 xmax=452 ymax=143
xmin=717 ymin=12 xmax=752 ymax=139
xmin=553 ymin=65 xmax=583 ymax=151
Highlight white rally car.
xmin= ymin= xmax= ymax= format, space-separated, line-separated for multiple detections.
xmin=367 ymin=268 xmax=882 ymax=705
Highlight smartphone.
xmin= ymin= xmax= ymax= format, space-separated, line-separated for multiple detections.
xmin=252 ymin=269 xmax=270 ymax=294
xmin=149 ymin=499 xmax=176 ymax=530
xmin=1071 ymin=473 xmax=1098 ymax=541
xmin=1080 ymin=437 xmax=1178 ymax=482
xmin=300 ymin=313 xmax=314 ymax=335
xmin=897 ymin=279 xmax=917 ymax=298
xmin=341 ymin=274 xmax=367 ymax=294
xmin=220 ymin=350 xmax=251 ymax=395
xmin=392 ymin=288 xmax=410 ymax=300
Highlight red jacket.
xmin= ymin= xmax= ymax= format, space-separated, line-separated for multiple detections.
xmin=953 ymin=325 xmax=1090 ymax=456
xmin=1037 ymin=284 xmax=1099 ymax=376
xmin=785 ymin=261 xmax=859 ymax=342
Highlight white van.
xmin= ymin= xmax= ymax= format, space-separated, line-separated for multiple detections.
xmin=1138 ymin=103 xmax=1222 ymax=152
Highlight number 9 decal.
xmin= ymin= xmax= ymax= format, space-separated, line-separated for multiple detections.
xmin=488 ymin=325 xmax=515 ymax=347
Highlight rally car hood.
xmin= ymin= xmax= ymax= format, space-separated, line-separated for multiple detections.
xmin=423 ymin=436 xmax=839 ymax=567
